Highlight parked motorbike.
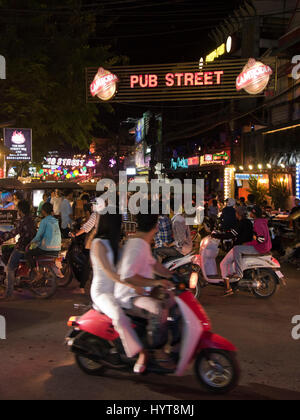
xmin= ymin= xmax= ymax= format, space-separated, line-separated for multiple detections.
xmin=66 ymin=274 xmax=240 ymax=394
xmin=57 ymin=235 xmax=91 ymax=289
xmin=193 ymin=233 xmax=286 ymax=299
xmin=0 ymin=245 xmax=59 ymax=299
xmin=58 ymin=218 xmax=91 ymax=290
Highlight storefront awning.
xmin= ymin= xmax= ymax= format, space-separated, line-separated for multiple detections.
xmin=268 ymin=151 xmax=300 ymax=167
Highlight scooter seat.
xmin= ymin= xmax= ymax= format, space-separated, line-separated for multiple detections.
xmin=242 ymin=252 xmax=272 ymax=257
xmin=162 ymin=255 xmax=183 ymax=264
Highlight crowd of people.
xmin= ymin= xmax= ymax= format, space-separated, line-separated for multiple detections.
xmin=1 ymin=187 xmax=300 ymax=372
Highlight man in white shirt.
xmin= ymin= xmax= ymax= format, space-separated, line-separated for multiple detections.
xmin=115 ymin=212 xmax=173 ymax=373
xmin=50 ymin=189 xmax=63 ymax=216
xmin=60 ymin=190 xmax=73 ymax=238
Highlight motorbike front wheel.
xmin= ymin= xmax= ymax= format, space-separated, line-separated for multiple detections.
xmin=194 ymin=349 xmax=240 ymax=394
xmin=251 ymin=269 xmax=278 ymax=299
xmin=75 ymin=354 xmax=106 ymax=376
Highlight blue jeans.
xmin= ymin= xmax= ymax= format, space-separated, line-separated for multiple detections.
xmin=6 ymin=249 xmax=24 ymax=297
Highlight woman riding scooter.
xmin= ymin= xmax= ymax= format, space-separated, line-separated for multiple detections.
xmin=232 ymin=206 xmax=272 ymax=288
xmin=220 ymin=206 xmax=254 ymax=296
xmin=90 ymin=210 xmax=172 ymax=374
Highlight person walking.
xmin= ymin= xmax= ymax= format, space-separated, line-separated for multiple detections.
xmin=60 ymin=191 xmax=73 ymax=238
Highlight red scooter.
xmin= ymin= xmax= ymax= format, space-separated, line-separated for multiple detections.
xmin=66 ymin=275 xmax=240 ymax=394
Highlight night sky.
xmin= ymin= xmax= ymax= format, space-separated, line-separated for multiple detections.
xmin=91 ymin=0 xmax=244 ymax=64
xmin=89 ymin=0 xmax=244 ymax=132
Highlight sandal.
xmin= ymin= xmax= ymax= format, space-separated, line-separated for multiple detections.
xmin=133 ymin=362 xmax=147 ymax=374
xmin=223 ymin=288 xmax=234 ymax=297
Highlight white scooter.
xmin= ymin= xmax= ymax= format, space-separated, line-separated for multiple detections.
xmin=192 ymin=234 xmax=286 ymax=299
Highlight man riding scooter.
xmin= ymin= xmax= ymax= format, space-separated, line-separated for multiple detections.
xmin=114 ymin=211 xmax=175 ymax=374
xmin=0 ymin=200 xmax=36 ymax=300
xmin=25 ymin=202 xmax=62 ymax=275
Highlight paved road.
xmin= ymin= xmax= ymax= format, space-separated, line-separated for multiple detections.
xmin=0 ymin=263 xmax=300 ymax=400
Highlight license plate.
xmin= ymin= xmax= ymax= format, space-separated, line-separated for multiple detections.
xmin=275 ymin=271 xmax=284 ymax=279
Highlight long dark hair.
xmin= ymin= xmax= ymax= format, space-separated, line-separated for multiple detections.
xmin=95 ymin=213 xmax=122 ymax=265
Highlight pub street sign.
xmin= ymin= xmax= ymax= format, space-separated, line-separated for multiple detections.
xmin=86 ymin=58 xmax=277 ymax=103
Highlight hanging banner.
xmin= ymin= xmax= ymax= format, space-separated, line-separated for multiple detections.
xmin=86 ymin=58 xmax=277 ymax=103
xmin=4 ymin=128 xmax=32 ymax=161
xmin=236 ymin=59 xmax=273 ymax=95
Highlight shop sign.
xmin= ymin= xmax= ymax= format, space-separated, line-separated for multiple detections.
xmin=44 ymin=157 xmax=86 ymax=167
xmin=4 ymin=128 xmax=32 ymax=161
xmin=235 ymin=173 xmax=263 ymax=180
xmin=171 ymin=156 xmax=200 ymax=170
xmin=236 ymin=59 xmax=273 ymax=95
xmin=126 ymin=168 xmax=136 ymax=176
xmin=90 ymin=67 xmax=118 ymax=101
xmin=136 ymin=118 xmax=145 ymax=143
xmin=130 ymin=71 xmax=224 ymax=89
xmin=87 ymin=58 xmax=277 ymax=102
xmin=0 ymin=210 xmax=17 ymax=225
xmin=188 ymin=156 xmax=199 ymax=166
xmin=203 ymin=37 xmax=233 ymax=64
xmin=171 ymin=158 xmax=188 ymax=170
xmin=201 ymin=150 xmax=231 ymax=166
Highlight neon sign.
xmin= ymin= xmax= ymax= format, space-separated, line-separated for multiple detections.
xmin=45 ymin=157 xmax=86 ymax=167
xmin=201 ymin=150 xmax=231 ymax=166
xmin=87 ymin=58 xmax=277 ymax=102
xmin=188 ymin=156 xmax=199 ymax=166
xmin=90 ymin=67 xmax=118 ymax=101
xmin=236 ymin=59 xmax=273 ymax=95
xmin=206 ymin=44 xmax=226 ymax=63
xmin=171 ymin=158 xmax=188 ymax=170
xmin=296 ymin=163 xmax=300 ymax=199
xmin=130 ymin=71 xmax=224 ymax=89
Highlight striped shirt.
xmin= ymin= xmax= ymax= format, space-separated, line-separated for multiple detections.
xmin=82 ymin=212 xmax=97 ymax=233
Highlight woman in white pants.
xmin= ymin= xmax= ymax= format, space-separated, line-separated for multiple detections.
xmin=90 ymin=212 xmax=143 ymax=360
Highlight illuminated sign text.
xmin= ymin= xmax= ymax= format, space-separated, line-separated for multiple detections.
xmin=130 ymin=71 xmax=224 ymax=89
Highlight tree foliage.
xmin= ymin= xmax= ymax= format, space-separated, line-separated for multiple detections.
xmin=0 ymin=0 xmax=123 ymax=162
xmin=269 ymin=178 xmax=290 ymax=211
xmin=247 ymin=176 xmax=268 ymax=207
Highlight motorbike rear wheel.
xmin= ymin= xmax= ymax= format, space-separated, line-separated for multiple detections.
xmin=194 ymin=349 xmax=240 ymax=394
xmin=251 ymin=268 xmax=278 ymax=299
xmin=29 ymin=266 xmax=58 ymax=299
